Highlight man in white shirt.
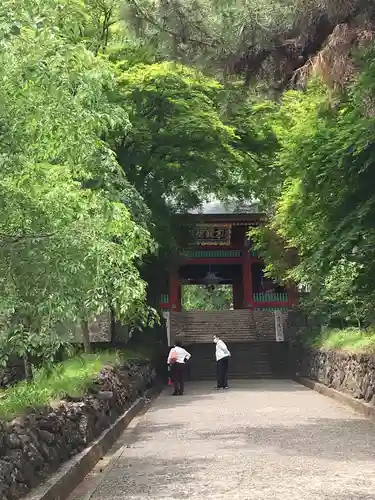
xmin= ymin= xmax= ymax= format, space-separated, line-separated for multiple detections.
xmin=167 ymin=340 xmax=191 ymax=396
xmin=213 ymin=335 xmax=231 ymax=389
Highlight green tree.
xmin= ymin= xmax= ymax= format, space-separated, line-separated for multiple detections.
xmin=251 ymin=43 xmax=375 ymax=327
xmin=122 ymin=0 xmax=375 ymax=88
xmin=0 ymin=0 xmax=153 ymax=366
xmin=110 ymin=60 xmax=269 ymax=244
xmin=301 ymin=260 xmax=366 ymax=329
xmin=182 ymin=285 xmax=232 ymax=311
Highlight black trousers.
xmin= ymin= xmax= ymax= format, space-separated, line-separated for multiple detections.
xmin=171 ymin=363 xmax=186 ymax=394
xmin=216 ymin=356 xmax=229 ymax=388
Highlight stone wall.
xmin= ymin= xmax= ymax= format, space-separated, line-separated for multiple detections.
xmin=170 ymin=309 xmax=289 ymax=345
xmin=300 ymin=349 xmax=375 ymax=404
xmin=88 ymin=313 xmax=112 ymax=342
xmin=0 ymin=360 xmax=155 ymax=500
xmin=253 ymin=310 xmax=289 ymax=341
xmin=186 ymin=341 xmax=291 ymax=380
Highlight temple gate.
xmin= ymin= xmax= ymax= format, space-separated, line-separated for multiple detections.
xmin=159 ymin=202 xmax=296 ymax=378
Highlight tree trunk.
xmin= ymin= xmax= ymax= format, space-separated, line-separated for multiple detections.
xmin=23 ymin=355 xmax=32 ymax=381
xmin=81 ymin=320 xmax=92 ymax=353
xmin=353 ymin=303 xmax=362 ymax=330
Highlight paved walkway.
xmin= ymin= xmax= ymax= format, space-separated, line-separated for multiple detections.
xmin=69 ymin=380 xmax=375 ymax=500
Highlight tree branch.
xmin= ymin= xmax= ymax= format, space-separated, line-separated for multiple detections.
xmin=0 ymin=233 xmax=56 ymax=245
xmin=127 ymin=0 xmax=219 ymax=48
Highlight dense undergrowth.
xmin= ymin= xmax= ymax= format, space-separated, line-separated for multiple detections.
xmin=309 ymin=328 xmax=375 ymax=353
xmin=0 ymin=350 xmax=144 ymax=421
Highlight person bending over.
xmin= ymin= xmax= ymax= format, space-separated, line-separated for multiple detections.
xmin=167 ymin=340 xmax=191 ymax=396
xmin=213 ymin=335 xmax=231 ymax=389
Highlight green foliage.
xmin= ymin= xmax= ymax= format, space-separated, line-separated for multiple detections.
xmin=250 ymin=226 xmax=297 ymax=284
xmin=0 ymin=0 xmax=154 ymax=358
xmin=111 ymin=60 xmax=269 ymax=244
xmin=310 ymin=327 xmax=375 ymax=353
xmin=122 ymin=0 xmax=370 ymax=87
xmin=0 ymin=0 xmax=125 ymax=52
xmin=221 ymin=94 xmax=280 ymax=200
xmin=182 ymin=285 xmax=232 ymax=311
xmin=299 ymin=260 xmax=368 ymax=329
xmin=0 ymin=351 xmax=142 ymax=420
xmin=0 ymin=325 xmax=74 ymax=372
xmin=122 ymin=0 xmax=297 ymax=71
xmin=119 ymin=1 xmax=375 ymax=338
xmin=0 ymin=0 xmax=276 ymax=365
xmin=251 ymin=43 xmax=375 ymax=328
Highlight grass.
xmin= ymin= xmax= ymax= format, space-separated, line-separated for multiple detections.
xmin=0 ymin=349 xmax=145 ymax=421
xmin=311 ymin=327 xmax=375 ymax=353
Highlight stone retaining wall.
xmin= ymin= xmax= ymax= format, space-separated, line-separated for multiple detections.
xmin=170 ymin=310 xmax=289 ymax=344
xmin=0 ymin=360 xmax=155 ymax=500
xmin=300 ymin=349 xmax=375 ymax=404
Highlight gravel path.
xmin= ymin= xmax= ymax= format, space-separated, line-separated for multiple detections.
xmin=69 ymin=380 xmax=375 ymax=500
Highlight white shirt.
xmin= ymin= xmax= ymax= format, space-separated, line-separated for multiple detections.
xmin=215 ymin=339 xmax=231 ymax=361
xmin=167 ymin=346 xmax=191 ymax=364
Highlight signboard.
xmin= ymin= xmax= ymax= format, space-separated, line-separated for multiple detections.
xmin=163 ymin=312 xmax=171 ymax=346
xmin=274 ymin=311 xmax=284 ymax=342
xmin=194 ymin=224 xmax=231 ymax=246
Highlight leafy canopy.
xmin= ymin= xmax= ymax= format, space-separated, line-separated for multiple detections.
xmin=111 ymin=59 xmax=275 ymax=243
xmin=0 ymin=0 xmax=153 ymax=360
xmin=252 ymin=42 xmax=375 ymax=326
xmin=182 ymin=285 xmax=232 ymax=311
xmin=0 ymin=0 xmax=277 ymax=363
xmin=122 ymin=0 xmax=375 ymax=87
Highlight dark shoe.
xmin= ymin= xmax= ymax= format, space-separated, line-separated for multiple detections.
xmin=172 ymin=392 xmax=179 ymax=396
xmin=178 ymin=392 xmax=184 ymax=396
xmin=223 ymin=386 xmax=229 ymax=390
xmin=215 ymin=386 xmax=223 ymax=390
